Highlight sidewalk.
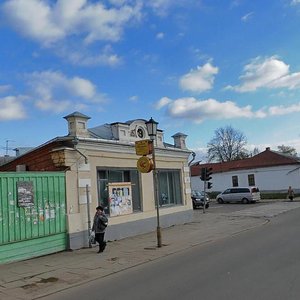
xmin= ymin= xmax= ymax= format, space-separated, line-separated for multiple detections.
xmin=1 ymin=201 xmax=300 ymax=300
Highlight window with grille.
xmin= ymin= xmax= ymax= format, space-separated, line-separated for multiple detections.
xmin=248 ymin=174 xmax=255 ymax=186
xmin=232 ymin=175 xmax=238 ymax=187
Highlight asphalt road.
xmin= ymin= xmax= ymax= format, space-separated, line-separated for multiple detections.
xmin=199 ymin=199 xmax=276 ymax=214
xmin=42 ymin=206 xmax=300 ymax=300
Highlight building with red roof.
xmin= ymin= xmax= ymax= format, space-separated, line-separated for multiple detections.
xmin=190 ymin=147 xmax=300 ymax=193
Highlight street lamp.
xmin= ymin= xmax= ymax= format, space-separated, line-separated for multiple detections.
xmin=145 ymin=117 xmax=162 ymax=248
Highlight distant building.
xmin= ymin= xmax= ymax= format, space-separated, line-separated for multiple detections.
xmin=14 ymin=147 xmax=34 ymax=157
xmin=190 ymin=147 xmax=300 ymax=193
xmin=0 ymin=155 xmax=14 ymax=166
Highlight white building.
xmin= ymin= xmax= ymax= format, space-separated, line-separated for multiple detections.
xmin=191 ymin=147 xmax=300 ymax=193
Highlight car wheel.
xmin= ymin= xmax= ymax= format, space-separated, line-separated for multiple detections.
xmin=205 ymin=203 xmax=209 ymax=209
xmin=217 ymin=198 xmax=223 ymax=204
xmin=242 ymin=198 xmax=249 ymax=204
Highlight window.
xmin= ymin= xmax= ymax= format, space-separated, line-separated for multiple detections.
xmin=78 ymin=121 xmax=86 ymax=129
xmin=157 ymin=170 xmax=182 ymax=206
xmin=248 ymin=174 xmax=255 ymax=186
xmin=232 ymin=176 xmax=238 ymax=187
xmin=97 ymin=169 xmax=141 ymax=215
xmin=234 ymin=188 xmax=250 ymax=193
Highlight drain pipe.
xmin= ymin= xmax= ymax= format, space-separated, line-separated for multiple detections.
xmin=86 ymin=184 xmax=92 ymax=248
xmin=188 ymin=152 xmax=196 ymax=166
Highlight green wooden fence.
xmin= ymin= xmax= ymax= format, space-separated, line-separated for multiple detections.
xmin=0 ymin=172 xmax=67 ymax=264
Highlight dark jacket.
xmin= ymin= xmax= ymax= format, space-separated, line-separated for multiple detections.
xmin=92 ymin=213 xmax=108 ymax=233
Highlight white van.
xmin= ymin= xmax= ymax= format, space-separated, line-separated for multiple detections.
xmin=216 ymin=187 xmax=260 ymax=204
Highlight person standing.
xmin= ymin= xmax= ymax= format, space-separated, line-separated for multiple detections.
xmin=92 ymin=206 xmax=108 ymax=253
xmin=288 ymin=186 xmax=295 ymax=202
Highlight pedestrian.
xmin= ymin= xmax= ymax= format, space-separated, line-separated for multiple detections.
xmin=288 ymin=186 xmax=294 ymax=202
xmin=92 ymin=205 xmax=108 ymax=253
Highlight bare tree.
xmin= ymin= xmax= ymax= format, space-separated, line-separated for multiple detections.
xmin=277 ymin=145 xmax=297 ymax=157
xmin=207 ymin=126 xmax=249 ymax=162
xmin=249 ymin=147 xmax=260 ymax=157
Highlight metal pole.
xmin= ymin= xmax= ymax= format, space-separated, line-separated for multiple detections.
xmin=151 ymin=139 xmax=162 ymax=248
xmin=86 ymin=184 xmax=92 ymax=248
xmin=203 ymin=169 xmax=206 ymax=214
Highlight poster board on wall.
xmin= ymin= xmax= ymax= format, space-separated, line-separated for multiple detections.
xmin=108 ymin=182 xmax=133 ymax=217
xmin=17 ymin=181 xmax=34 ymax=207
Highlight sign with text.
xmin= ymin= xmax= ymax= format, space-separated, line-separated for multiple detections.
xmin=17 ymin=181 xmax=34 ymax=207
xmin=135 ymin=140 xmax=152 ymax=156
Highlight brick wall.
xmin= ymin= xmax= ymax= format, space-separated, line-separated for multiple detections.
xmin=0 ymin=141 xmax=69 ymax=172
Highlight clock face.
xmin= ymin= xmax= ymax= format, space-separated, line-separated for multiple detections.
xmin=137 ymin=127 xmax=144 ymax=138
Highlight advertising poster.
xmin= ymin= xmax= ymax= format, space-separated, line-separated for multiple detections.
xmin=17 ymin=181 xmax=34 ymax=207
xmin=108 ymin=182 xmax=133 ymax=217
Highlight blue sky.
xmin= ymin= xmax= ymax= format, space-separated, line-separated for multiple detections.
xmin=1 ymin=0 xmax=300 ymax=160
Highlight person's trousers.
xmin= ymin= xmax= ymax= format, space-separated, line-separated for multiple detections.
xmin=95 ymin=232 xmax=106 ymax=252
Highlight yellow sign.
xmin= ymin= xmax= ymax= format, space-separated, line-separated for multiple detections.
xmin=135 ymin=140 xmax=152 ymax=156
xmin=137 ymin=156 xmax=154 ymax=173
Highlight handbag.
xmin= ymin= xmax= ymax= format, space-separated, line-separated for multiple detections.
xmin=90 ymin=231 xmax=96 ymax=244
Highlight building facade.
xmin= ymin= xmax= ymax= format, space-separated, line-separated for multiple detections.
xmin=0 ymin=112 xmax=193 ymax=250
xmin=191 ymin=147 xmax=300 ymax=194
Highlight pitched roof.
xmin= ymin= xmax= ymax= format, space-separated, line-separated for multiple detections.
xmin=63 ymin=111 xmax=90 ymax=119
xmin=172 ymin=132 xmax=188 ymax=138
xmin=0 ymin=156 xmax=14 ymax=166
xmin=190 ymin=148 xmax=300 ymax=176
xmin=88 ymin=124 xmax=114 ymax=140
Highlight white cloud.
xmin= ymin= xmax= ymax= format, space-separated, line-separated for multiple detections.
xmin=146 ymin=0 xmax=197 ymax=16
xmin=0 ymin=96 xmax=27 ymax=121
xmin=2 ymin=0 xmax=65 ymax=45
xmin=59 ymin=45 xmax=122 ymax=67
xmin=268 ymin=103 xmax=300 ymax=116
xmin=70 ymin=51 xmax=121 ymax=67
xmin=241 ymin=12 xmax=254 ymax=22
xmin=156 ymin=32 xmax=164 ymax=39
xmin=155 ymin=96 xmax=300 ymax=123
xmin=1 ymin=0 xmax=142 ymax=46
xmin=0 ymin=85 xmax=12 ymax=93
xmin=109 ymin=0 xmax=127 ymax=6
xmin=155 ymin=97 xmax=172 ymax=109
xmin=156 ymin=97 xmax=258 ymax=123
xmin=26 ymin=71 xmax=107 ymax=113
xmin=179 ymin=63 xmax=219 ymax=93
xmin=147 ymin=0 xmax=173 ymax=16
xmin=129 ymin=95 xmax=139 ymax=102
xmin=228 ymin=56 xmax=300 ymax=92
xmin=230 ymin=0 xmax=242 ymax=8
xmin=291 ymin=0 xmax=300 ymax=5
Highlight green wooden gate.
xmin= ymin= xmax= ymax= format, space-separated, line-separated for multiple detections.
xmin=0 ymin=172 xmax=67 ymax=264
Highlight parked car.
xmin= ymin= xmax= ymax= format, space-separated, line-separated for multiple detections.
xmin=216 ymin=187 xmax=260 ymax=204
xmin=191 ymin=190 xmax=210 ymax=209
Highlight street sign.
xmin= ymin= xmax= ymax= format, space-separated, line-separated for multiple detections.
xmin=135 ymin=140 xmax=152 ymax=156
xmin=137 ymin=156 xmax=154 ymax=173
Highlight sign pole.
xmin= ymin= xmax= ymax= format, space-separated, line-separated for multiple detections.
xmin=203 ymin=168 xmax=206 ymax=214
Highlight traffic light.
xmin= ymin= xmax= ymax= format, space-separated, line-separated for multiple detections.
xmin=205 ymin=167 xmax=212 ymax=181
xmin=200 ymin=167 xmax=206 ymax=181
xmin=207 ymin=182 xmax=213 ymax=189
